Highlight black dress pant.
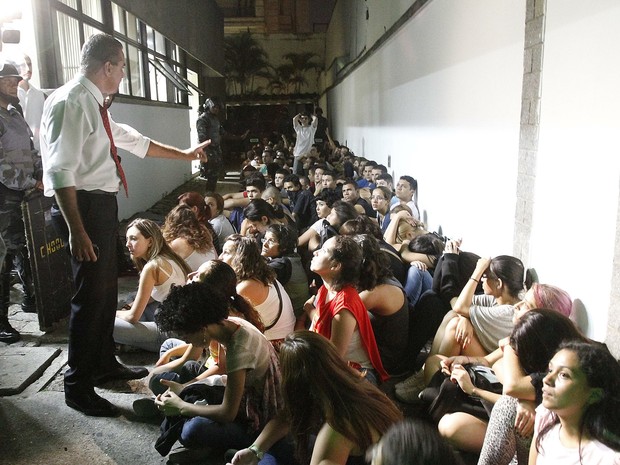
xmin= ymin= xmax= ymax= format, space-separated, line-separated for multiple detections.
xmin=52 ymin=191 xmax=119 ymax=396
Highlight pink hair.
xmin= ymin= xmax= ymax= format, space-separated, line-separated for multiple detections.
xmin=532 ymin=283 xmax=572 ymax=317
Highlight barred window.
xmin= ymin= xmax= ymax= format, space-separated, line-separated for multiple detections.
xmin=48 ymin=0 xmax=196 ymax=104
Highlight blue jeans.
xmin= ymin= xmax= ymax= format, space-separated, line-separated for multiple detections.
xmin=149 ymin=361 xmax=206 ymax=395
xmin=404 ymin=265 xmax=432 ymax=306
xmin=180 ymin=416 xmax=255 ymax=451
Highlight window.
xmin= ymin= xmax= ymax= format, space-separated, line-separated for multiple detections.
xmin=46 ymin=0 xmax=200 ymax=104
xmin=81 ymin=0 xmax=103 ymax=23
xmin=55 ymin=11 xmax=81 ymax=84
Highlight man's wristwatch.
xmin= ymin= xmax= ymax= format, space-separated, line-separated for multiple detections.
xmin=249 ymin=444 xmax=265 ymax=460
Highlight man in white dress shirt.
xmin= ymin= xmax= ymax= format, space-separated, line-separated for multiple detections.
xmin=40 ymin=33 xmax=209 ymax=417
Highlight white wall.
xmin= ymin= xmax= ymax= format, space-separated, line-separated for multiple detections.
xmin=327 ymin=0 xmax=620 ymax=342
xmin=110 ymin=101 xmax=193 ymax=220
xmin=531 ymin=0 xmax=620 ymax=340
xmin=328 ymin=0 xmax=526 ymax=256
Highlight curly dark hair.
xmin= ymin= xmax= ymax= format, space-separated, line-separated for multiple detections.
xmin=155 ymin=281 xmax=229 ymax=334
xmin=265 ymin=224 xmax=298 ymax=256
xmin=325 ymin=235 xmax=362 ymax=291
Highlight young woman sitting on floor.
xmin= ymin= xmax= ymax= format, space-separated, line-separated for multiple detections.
xmin=220 ymin=235 xmax=295 ymax=346
xmin=114 ymin=218 xmax=191 ymax=352
xmin=229 ymin=331 xmax=403 ymax=465
xmin=153 ymin=281 xmax=283 ymax=462
xmin=162 ymin=204 xmax=217 ymax=272
xmin=306 ymin=235 xmax=389 ymax=385
xmin=530 ymin=340 xmax=620 ymax=464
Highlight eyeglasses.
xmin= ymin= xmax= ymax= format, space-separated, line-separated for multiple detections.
xmin=371 ymin=195 xmax=386 ymax=201
xmin=261 ymin=238 xmax=279 ymax=246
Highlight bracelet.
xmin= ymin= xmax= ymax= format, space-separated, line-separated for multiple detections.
xmin=249 ymin=444 xmax=265 ymax=460
xmin=470 ymin=277 xmax=479 ymax=283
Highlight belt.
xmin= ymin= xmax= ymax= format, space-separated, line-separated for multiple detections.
xmin=77 ymin=189 xmax=117 ymax=196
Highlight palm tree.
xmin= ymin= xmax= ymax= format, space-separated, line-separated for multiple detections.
xmin=224 ymin=32 xmax=270 ymax=95
xmin=281 ymin=52 xmax=322 ymax=94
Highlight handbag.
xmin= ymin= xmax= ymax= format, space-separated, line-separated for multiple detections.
xmin=419 ymin=363 xmax=502 ymax=423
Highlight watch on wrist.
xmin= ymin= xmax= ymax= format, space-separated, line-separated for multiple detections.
xmin=249 ymin=444 xmax=265 ymax=460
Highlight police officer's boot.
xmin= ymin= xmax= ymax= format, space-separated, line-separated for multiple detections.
xmin=0 ymin=258 xmax=20 ymax=344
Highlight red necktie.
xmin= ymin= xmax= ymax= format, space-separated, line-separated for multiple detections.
xmin=99 ymin=104 xmax=128 ymax=196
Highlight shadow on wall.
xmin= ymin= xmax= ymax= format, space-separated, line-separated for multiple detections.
xmin=572 ymin=298 xmax=589 ymax=335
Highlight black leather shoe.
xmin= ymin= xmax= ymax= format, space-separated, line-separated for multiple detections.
xmin=21 ymin=296 xmax=37 ymax=313
xmin=0 ymin=319 xmax=20 ymax=344
xmin=93 ymin=365 xmax=149 ymax=385
xmin=65 ymin=391 xmax=120 ymax=417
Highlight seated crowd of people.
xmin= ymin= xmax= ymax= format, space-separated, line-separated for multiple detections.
xmin=115 ymin=131 xmax=620 ymax=465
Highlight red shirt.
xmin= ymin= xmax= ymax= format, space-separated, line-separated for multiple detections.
xmin=313 ymin=285 xmax=389 ymax=382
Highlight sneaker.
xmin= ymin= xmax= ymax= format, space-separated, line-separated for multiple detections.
xmin=0 ymin=319 xmax=20 ymax=344
xmin=394 ymin=370 xmax=426 ymax=404
xmin=394 ymin=369 xmax=424 ymax=392
xmin=395 ymin=384 xmax=426 ymax=404
xmin=132 ymin=397 xmax=161 ymax=419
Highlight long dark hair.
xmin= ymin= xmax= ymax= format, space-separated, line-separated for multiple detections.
xmin=407 ymin=233 xmax=445 ymax=267
xmin=328 ymin=200 xmax=359 ymax=228
xmin=536 ymin=340 xmax=620 ymax=457
xmin=280 ymin=331 xmax=402 ymax=464
xmin=371 ymin=419 xmax=463 ymax=465
xmin=509 ymin=309 xmax=586 ymax=375
xmin=243 ymin=198 xmax=279 ymax=223
xmin=488 ymin=255 xmax=532 ymax=298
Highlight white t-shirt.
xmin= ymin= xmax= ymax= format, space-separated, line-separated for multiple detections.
xmin=534 ymin=405 xmax=620 ymax=465
xmin=223 ymin=317 xmax=272 ymax=389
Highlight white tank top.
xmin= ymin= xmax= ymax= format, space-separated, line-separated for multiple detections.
xmin=151 ymin=258 xmax=186 ymax=302
xmin=184 ymin=248 xmax=217 ymax=272
xmin=254 ymin=280 xmax=296 ymax=341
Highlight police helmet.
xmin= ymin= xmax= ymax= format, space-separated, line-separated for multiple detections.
xmin=202 ymin=97 xmax=223 ymax=113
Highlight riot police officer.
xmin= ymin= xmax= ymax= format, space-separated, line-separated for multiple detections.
xmin=0 ymin=62 xmax=42 ymax=343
